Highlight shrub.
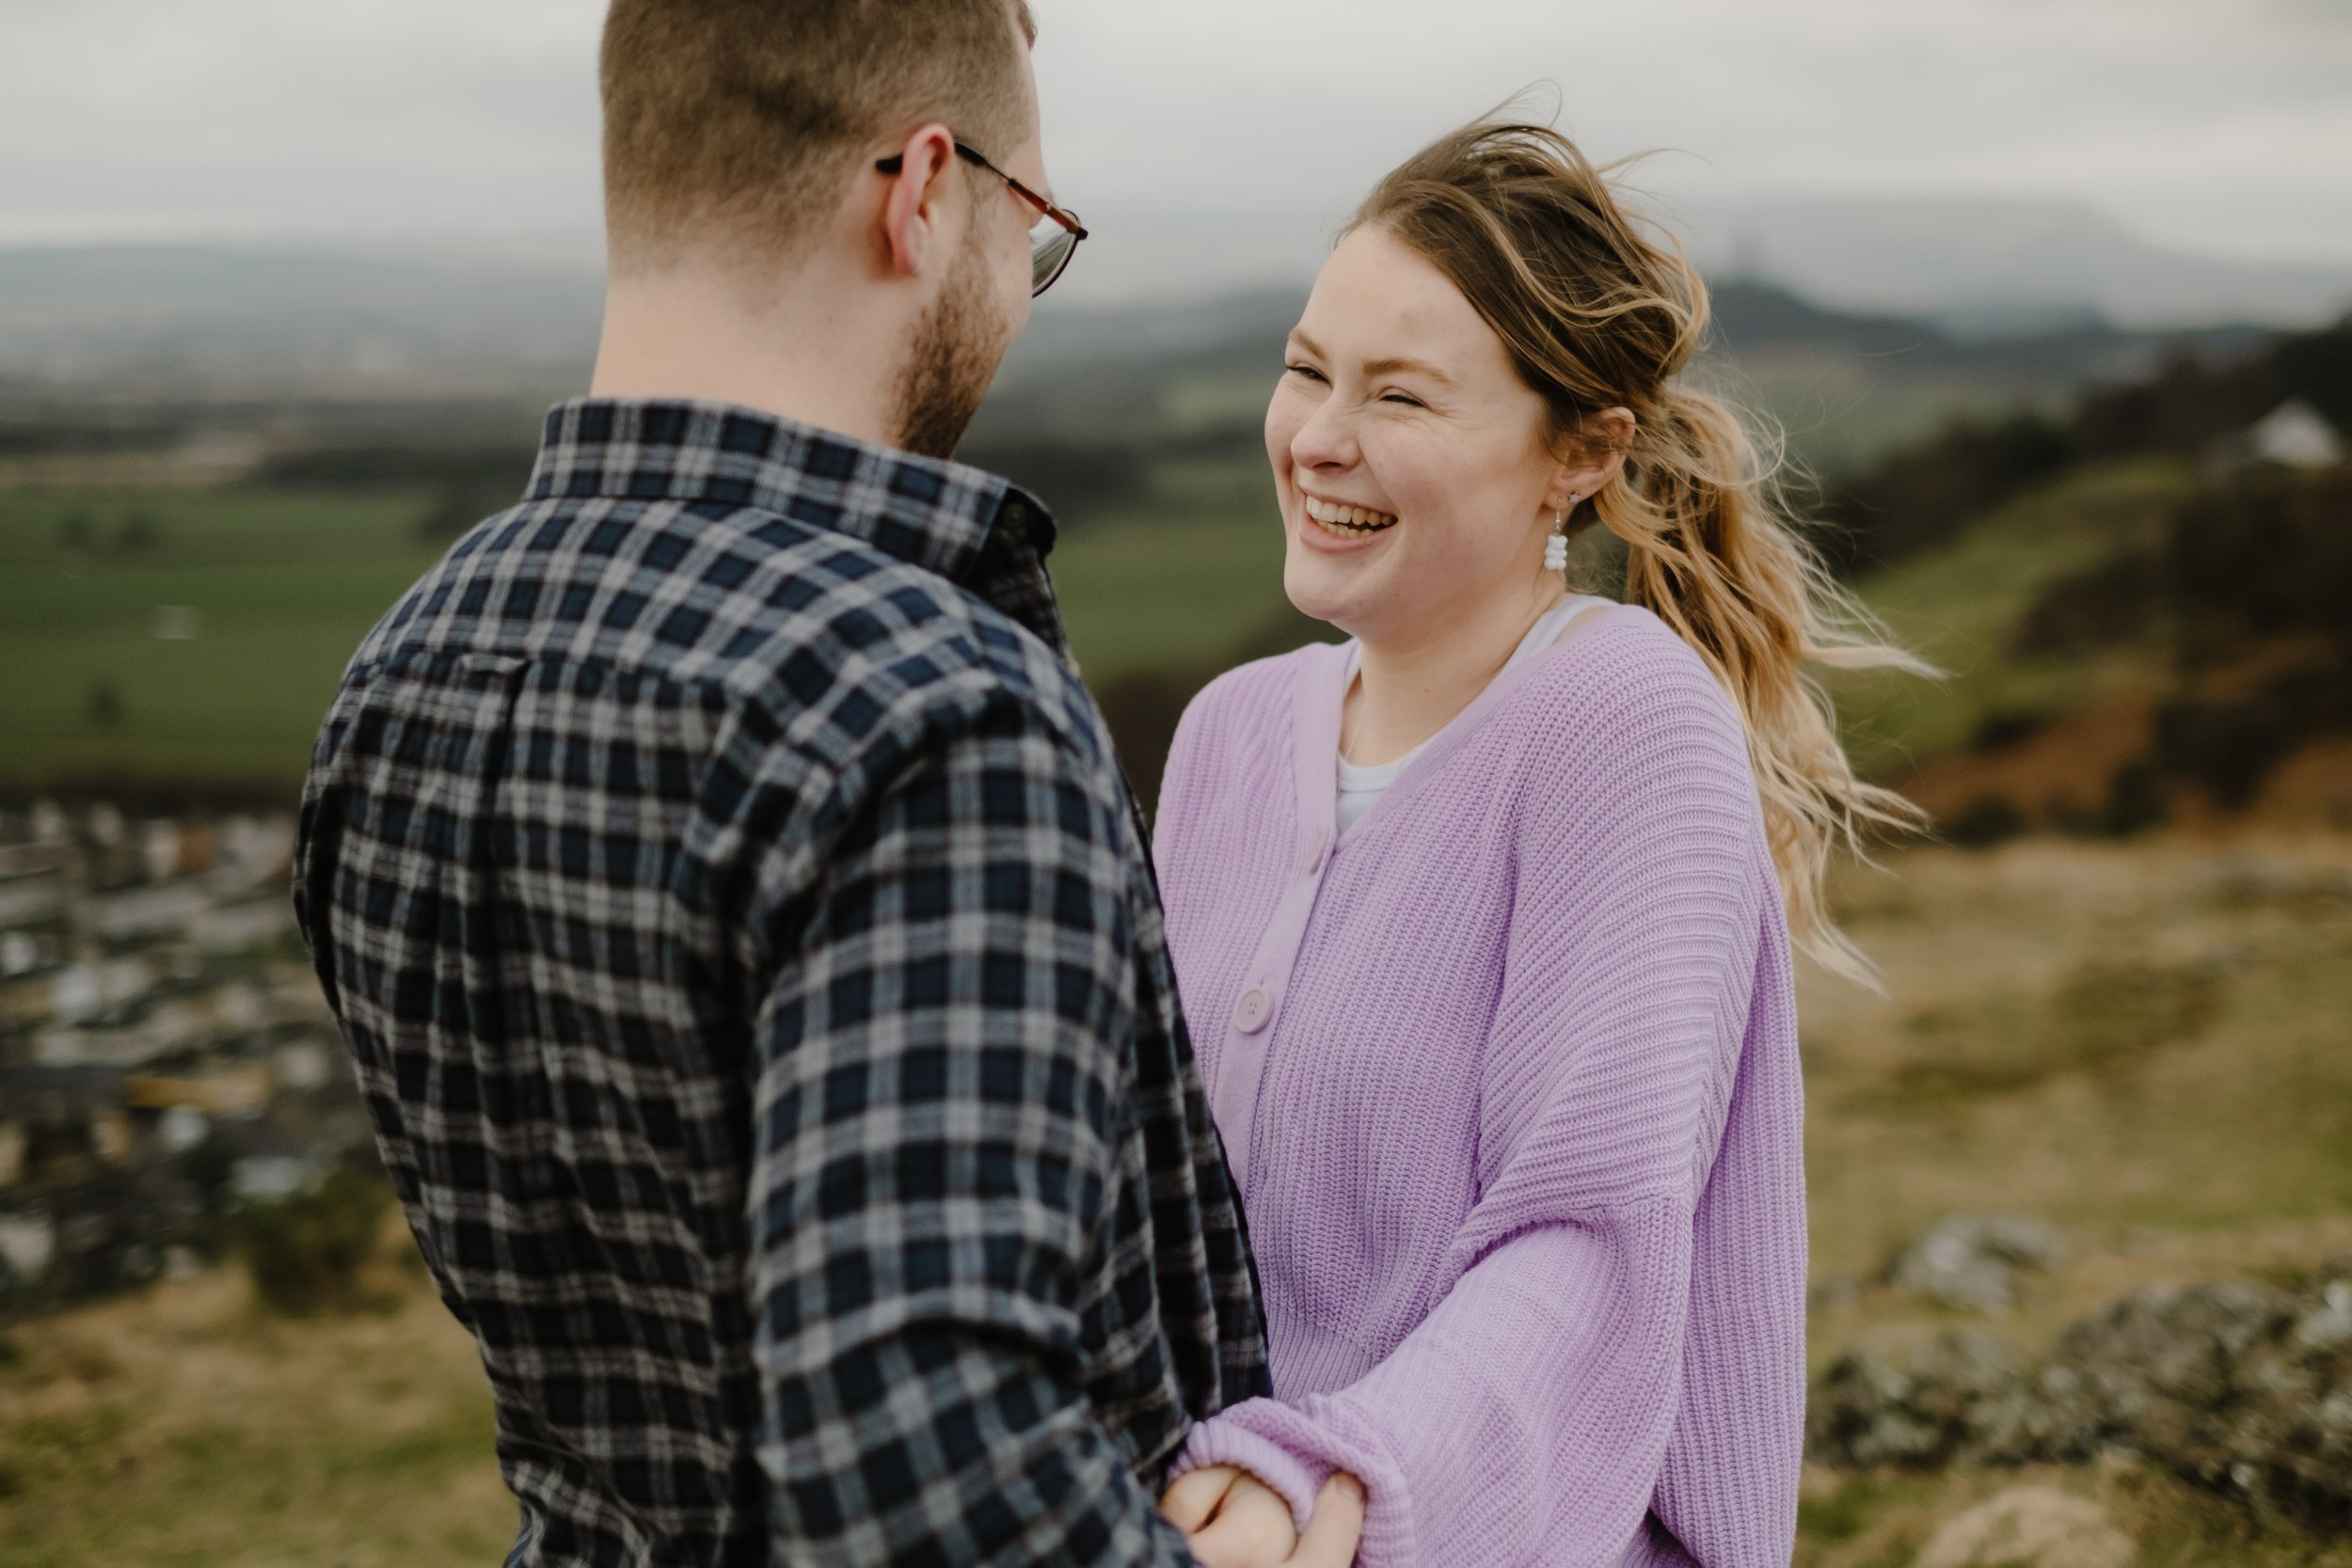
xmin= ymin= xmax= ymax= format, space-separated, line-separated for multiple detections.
xmin=226 ymin=1164 xmax=392 ymax=1315
xmin=1943 ymin=795 xmax=2026 ymax=848
xmin=2165 ymin=466 xmax=2352 ymax=661
xmin=2095 ymin=758 xmax=2166 ymax=837
xmin=116 ymin=511 xmax=161 ymax=554
xmin=2010 ymin=552 xmax=2160 ymax=657
xmin=1967 ymin=708 xmax=2051 ymax=752
xmin=1817 ymin=412 xmax=2074 ymax=574
xmin=86 ymin=680 xmax=123 ymax=732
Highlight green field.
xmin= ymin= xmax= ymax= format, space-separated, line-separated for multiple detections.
xmin=1050 ymin=455 xmax=1292 ymax=685
xmin=0 ymin=459 xmax=1294 ymax=799
xmin=0 ymin=486 xmax=449 ymax=794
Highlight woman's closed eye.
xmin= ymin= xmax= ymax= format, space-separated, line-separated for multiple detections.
xmin=1283 ymin=362 xmax=1424 ymax=409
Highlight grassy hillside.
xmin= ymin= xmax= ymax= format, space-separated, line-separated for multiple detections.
xmin=1830 ymin=456 xmax=2194 ymax=783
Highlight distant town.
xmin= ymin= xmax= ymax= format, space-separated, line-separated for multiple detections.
xmin=0 ymin=800 xmax=371 ymax=1308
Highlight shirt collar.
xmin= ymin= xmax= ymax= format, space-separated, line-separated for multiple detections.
xmin=526 ymin=396 xmax=1066 ymax=646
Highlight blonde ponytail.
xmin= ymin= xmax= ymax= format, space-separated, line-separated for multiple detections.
xmin=1357 ymin=116 xmax=1930 ymax=983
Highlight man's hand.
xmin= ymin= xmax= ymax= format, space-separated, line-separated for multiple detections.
xmin=1163 ymin=1465 xmax=1292 ymax=1566
xmin=1162 ymin=1465 xmax=1366 ymax=1568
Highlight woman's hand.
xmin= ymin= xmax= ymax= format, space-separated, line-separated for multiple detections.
xmin=1162 ymin=1465 xmax=1366 ymax=1568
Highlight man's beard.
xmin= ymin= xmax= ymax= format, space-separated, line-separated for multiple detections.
xmin=890 ymin=238 xmax=1013 ymax=462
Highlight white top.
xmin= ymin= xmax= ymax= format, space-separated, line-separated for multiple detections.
xmin=1334 ymin=594 xmax=1615 ymax=834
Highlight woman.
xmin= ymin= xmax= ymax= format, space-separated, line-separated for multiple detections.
xmin=1150 ymin=119 xmax=1923 ymax=1568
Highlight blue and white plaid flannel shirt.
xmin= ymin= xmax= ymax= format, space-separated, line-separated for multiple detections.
xmin=294 ymin=398 xmax=1271 ymax=1566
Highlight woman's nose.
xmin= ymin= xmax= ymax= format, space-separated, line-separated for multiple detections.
xmin=1289 ymin=397 xmax=1358 ymax=471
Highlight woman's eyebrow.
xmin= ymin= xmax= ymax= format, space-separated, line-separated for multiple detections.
xmin=1360 ymin=355 xmax=1454 ymax=387
xmin=1286 ymin=332 xmax=1455 ymax=389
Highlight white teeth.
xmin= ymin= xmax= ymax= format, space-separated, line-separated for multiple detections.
xmin=1304 ymin=496 xmax=1398 ymax=536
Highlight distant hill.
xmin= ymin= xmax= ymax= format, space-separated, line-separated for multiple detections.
xmin=1683 ymin=197 xmax=2352 ymax=333
xmin=977 ymin=275 xmax=2271 ymax=472
xmin=0 ymin=245 xmax=601 ymax=396
xmin=0 ymin=244 xmax=2298 ymax=479
xmin=1053 ymin=194 xmax=2352 ymax=333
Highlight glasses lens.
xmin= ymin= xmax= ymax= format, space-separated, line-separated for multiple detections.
xmin=1030 ymin=221 xmax=1078 ymax=295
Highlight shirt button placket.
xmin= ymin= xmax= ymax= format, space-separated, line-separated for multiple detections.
xmin=1211 ymin=822 xmax=1335 ymax=1193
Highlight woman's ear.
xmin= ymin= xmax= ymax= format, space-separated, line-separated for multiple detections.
xmin=1547 ymin=406 xmax=1636 ymax=509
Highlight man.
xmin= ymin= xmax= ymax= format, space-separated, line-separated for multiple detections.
xmin=292 ymin=2 xmax=1361 ymax=1562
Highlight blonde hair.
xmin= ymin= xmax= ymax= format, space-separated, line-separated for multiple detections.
xmin=1355 ymin=117 xmax=1930 ymax=983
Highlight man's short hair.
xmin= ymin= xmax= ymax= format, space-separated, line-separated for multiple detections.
xmin=599 ymin=0 xmax=1037 ymax=275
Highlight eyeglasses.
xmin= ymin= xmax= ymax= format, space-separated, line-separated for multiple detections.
xmin=875 ymin=139 xmax=1089 ymax=297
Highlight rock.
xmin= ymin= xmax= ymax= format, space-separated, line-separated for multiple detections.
xmin=1891 ymin=1214 xmax=2070 ymax=1314
xmin=1808 ymin=1332 xmax=2026 ymax=1468
xmin=1913 ymin=1486 xmax=2133 ymax=1568
xmin=2232 ymin=1286 xmax=2352 ymax=1534
xmin=2006 ymin=1277 xmax=2303 ymax=1479
xmin=1811 ymin=1273 xmax=2352 ymax=1535
xmin=2297 ymin=1280 xmax=2352 ymax=1351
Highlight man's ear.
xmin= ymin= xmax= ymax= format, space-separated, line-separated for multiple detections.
xmin=879 ymin=122 xmax=959 ymax=278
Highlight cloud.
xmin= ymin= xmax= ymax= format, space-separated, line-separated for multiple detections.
xmin=0 ymin=0 xmax=600 ymax=243
xmin=1 ymin=0 xmax=2346 ymax=285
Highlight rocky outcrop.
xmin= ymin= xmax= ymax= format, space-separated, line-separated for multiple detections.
xmin=1810 ymin=1271 xmax=2352 ymax=1534
xmin=1889 ymin=1214 xmax=2071 ymax=1313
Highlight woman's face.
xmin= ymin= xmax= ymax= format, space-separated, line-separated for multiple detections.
xmin=1268 ymin=224 xmax=1570 ymax=647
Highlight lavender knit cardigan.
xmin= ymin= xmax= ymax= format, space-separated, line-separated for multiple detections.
xmin=1152 ymin=607 xmax=1805 ymax=1568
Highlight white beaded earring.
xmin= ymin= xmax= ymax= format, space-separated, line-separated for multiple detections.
xmin=1544 ymin=493 xmax=1579 ymax=573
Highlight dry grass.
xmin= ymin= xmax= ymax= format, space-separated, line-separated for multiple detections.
xmin=0 ymin=1238 xmax=509 ymax=1568
xmin=1804 ymin=835 xmax=2352 ymax=1286
xmin=1795 ymin=832 xmax=2352 ymax=1564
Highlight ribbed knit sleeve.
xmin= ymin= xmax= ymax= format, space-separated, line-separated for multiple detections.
xmin=1171 ymin=633 xmax=1804 ymax=1568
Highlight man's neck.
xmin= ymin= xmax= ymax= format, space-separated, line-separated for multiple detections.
xmin=1343 ymin=580 xmax=1565 ymax=767
xmin=590 ymin=264 xmax=903 ymax=449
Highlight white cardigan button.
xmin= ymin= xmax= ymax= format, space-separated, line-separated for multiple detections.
xmin=1232 ymin=983 xmax=1273 ymax=1034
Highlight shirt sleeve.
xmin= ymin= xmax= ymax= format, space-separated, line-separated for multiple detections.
xmin=742 ymin=690 xmax=1200 ymax=1566
xmin=1172 ymin=648 xmax=1804 ymax=1568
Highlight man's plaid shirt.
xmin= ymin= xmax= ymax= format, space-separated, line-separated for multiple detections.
xmin=294 ymin=399 xmax=1271 ymax=1566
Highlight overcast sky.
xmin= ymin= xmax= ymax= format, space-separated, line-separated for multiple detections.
xmin=6 ymin=0 xmax=2350 ymax=302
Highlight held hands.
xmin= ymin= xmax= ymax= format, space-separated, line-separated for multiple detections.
xmin=1161 ymin=1465 xmax=1366 ymax=1568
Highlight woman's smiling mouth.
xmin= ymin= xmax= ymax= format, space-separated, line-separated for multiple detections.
xmin=1303 ymin=494 xmax=1399 ymax=539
